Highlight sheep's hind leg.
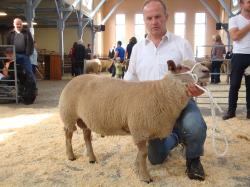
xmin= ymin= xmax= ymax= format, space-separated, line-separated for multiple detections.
xmin=65 ymin=127 xmax=76 ymax=161
xmin=135 ymin=140 xmax=153 ymax=183
xmin=77 ymin=119 xmax=97 ymax=163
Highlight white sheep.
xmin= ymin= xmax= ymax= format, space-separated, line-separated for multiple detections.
xmin=99 ymin=59 xmax=113 ymax=72
xmin=85 ymin=59 xmax=102 ymax=74
xmin=59 ymin=60 xmax=209 ymax=183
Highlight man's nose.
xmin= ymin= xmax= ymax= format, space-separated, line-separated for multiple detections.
xmin=151 ymin=18 xmax=158 ymax=24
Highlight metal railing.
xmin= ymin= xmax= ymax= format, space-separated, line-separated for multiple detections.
xmin=0 ymin=45 xmax=18 ymax=103
xmin=195 ymin=44 xmax=246 ymax=106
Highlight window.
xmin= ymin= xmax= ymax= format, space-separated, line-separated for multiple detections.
xmin=232 ymin=0 xmax=238 ymax=6
xmin=174 ymin=12 xmax=186 ymax=38
xmin=116 ymin=14 xmax=125 ymax=45
xmin=135 ymin=14 xmax=145 ymax=41
xmin=194 ymin=13 xmax=206 ymax=57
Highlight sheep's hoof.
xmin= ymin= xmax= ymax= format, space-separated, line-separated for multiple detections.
xmin=68 ymin=157 xmax=76 ymax=161
xmin=144 ymin=178 xmax=153 ymax=183
xmin=89 ymin=160 xmax=96 ymax=164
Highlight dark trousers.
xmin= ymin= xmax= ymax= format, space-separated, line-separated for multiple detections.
xmin=211 ymin=60 xmax=223 ymax=83
xmin=228 ymin=54 xmax=250 ymax=113
xmin=110 ymin=64 xmax=116 ymax=77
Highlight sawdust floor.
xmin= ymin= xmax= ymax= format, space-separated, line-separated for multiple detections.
xmin=0 ymin=77 xmax=249 ymax=187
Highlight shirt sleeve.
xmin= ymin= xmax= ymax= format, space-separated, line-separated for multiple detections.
xmin=124 ymin=44 xmax=139 ymax=81
xmin=229 ymin=16 xmax=238 ymax=30
xmin=182 ymin=39 xmax=195 ymax=63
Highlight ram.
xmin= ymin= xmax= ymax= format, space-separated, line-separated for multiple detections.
xmin=59 ymin=60 xmax=209 ymax=183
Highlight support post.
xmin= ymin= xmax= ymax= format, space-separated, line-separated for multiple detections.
xmin=101 ymin=0 xmax=124 ymax=25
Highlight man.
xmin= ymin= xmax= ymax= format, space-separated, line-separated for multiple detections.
xmin=223 ymin=0 xmax=250 ymax=120
xmin=75 ymin=40 xmax=85 ymax=75
xmin=85 ymin=43 xmax=92 ymax=60
xmin=7 ymin=18 xmax=37 ymax=104
xmin=7 ymin=18 xmax=34 ymax=78
xmin=124 ymin=0 xmax=207 ymax=181
xmin=114 ymin=41 xmax=125 ymax=62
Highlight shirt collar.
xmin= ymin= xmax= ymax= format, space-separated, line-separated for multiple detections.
xmin=145 ymin=32 xmax=169 ymax=45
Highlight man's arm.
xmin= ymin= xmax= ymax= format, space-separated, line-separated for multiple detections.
xmin=229 ymin=23 xmax=250 ymax=41
xmin=181 ymin=39 xmax=204 ymax=97
xmin=123 ymin=45 xmax=138 ymax=81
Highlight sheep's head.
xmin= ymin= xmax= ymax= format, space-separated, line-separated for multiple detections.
xmin=167 ymin=60 xmax=210 ymax=86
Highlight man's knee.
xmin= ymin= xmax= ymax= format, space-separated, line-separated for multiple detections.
xmin=181 ymin=112 xmax=207 ymax=141
xmin=148 ymin=150 xmax=167 ymax=165
xmin=147 ymin=139 xmax=168 ymax=165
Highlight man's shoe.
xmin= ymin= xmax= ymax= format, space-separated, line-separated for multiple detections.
xmin=247 ymin=111 xmax=250 ymax=119
xmin=222 ymin=112 xmax=235 ymax=120
xmin=186 ymin=157 xmax=205 ymax=181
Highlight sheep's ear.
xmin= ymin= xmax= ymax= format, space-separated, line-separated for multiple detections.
xmin=167 ymin=60 xmax=176 ymax=72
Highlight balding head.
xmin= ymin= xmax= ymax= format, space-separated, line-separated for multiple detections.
xmin=143 ymin=0 xmax=168 ymax=16
xmin=13 ymin=18 xmax=23 ymax=32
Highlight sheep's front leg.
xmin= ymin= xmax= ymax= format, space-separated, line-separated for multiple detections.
xmin=135 ymin=140 xmax=153 ymax=183
xmin=65 ymin=128 xmax=76 ymax=160
xmin=77 ymin=119 xmax=96 ymax=163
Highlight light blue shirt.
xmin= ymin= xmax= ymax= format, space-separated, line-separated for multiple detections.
xmin=30 ymin=48 xmax=38 ymax=66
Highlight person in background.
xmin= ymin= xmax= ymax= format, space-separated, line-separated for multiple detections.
xmin=30 ymin=41 xmax=38 ymax=75
xmin=108 ymin=46 xmax=115 ymax=59
xmin=112 ymin=41 xmax=125 ymax=78
xmin=114 ymin=58 xmax=124 ymax=79
xmin=126 ymin=37 xmax=137 ymax=60
xmin=125 ymin=37 xmax=137 ymax=72
xmin=210 ymin=34 xmax=226 ymax=84
xmin=69 ymin=42 xmax=77 ymax=77
xmin=75 ymin=40 xmax=85 ymax=75
xmin=7 ymin=18 xmax=35 ymax=80
xmin=85 ymin=43 xmax=92 ymax=60
xmin=124 ymin=0 xmax=207 ymax=181
xmin=223 ymin=0 xmax=250 ymax=120
xmin=0 ymin=48 xmax=14 ymax=80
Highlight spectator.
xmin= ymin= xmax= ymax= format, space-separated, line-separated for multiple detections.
xmin=111 ymin=41 xmax=125 ymax=77
xmin=223 ymin=0 xmax=250 ymax=120
xmin=75 ymin=40 xmax=85 ymax=75
xmin=126 ymin=37 xmax=137 ymax=60
xmin=0 ymin=48 xmax=14 ymax=80
xmin=86 ymin=43 xmax=92 ymax=60
xmin=114 ymin=58 xmax=124 ymax=79
xmin=210 ymin=34 xmax=226 ymax=84
xmin=108 ymin=46 xmax=115 ymax=59
xmin=7 ymin=18 xmax=35 ymax=81
xmin=69 ymin=42 xmax=77 ymax=76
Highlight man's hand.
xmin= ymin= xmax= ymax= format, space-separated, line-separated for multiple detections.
xmin=186 ymin=83 xmax=204 ymax=97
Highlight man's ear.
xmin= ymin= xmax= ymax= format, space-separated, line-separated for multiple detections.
xmin=167 ymin=60 xmax=176 ymax=72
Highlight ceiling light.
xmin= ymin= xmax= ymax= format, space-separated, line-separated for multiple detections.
xmin=0 ymin=12 xmax=7 ymax=16
xmin=22 ymin=22 xmax=37 ymax=26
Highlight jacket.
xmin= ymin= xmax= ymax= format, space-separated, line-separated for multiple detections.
xmin=7 ymin=29 xmax=34 ymax=56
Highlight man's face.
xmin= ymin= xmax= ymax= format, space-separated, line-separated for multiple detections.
xmin=13 ymin=19 xmax=23 ymax=32
xmin=143 ymin=1 xmax=168 ymax=37
xmin=240 ymin=0 xmax=250 ymax=13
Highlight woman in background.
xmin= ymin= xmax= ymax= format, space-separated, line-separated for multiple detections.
xmin=211 ymin=34 xmax=226 ymax=84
